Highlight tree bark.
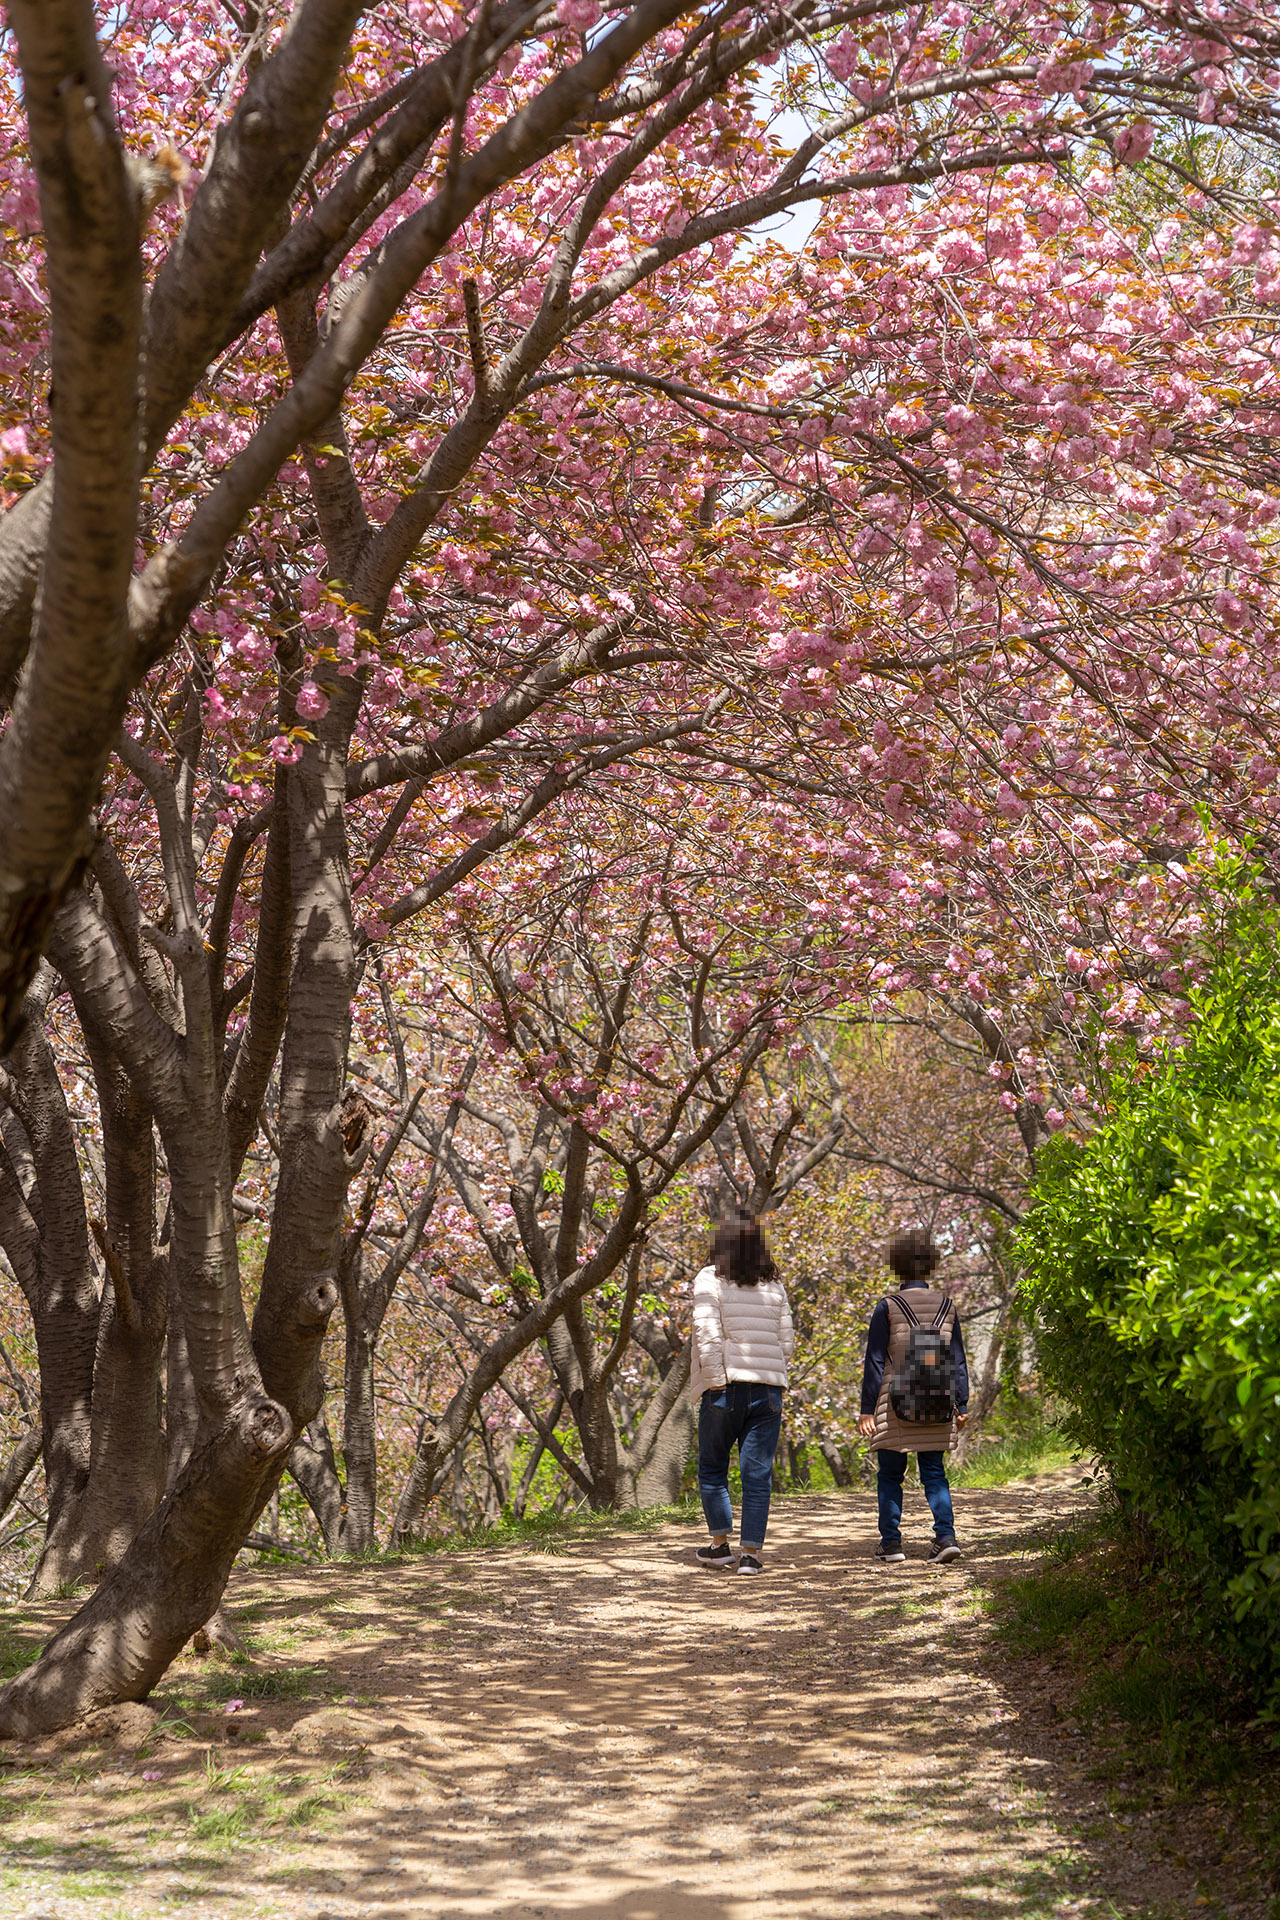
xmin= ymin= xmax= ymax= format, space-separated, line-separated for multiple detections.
xmin=338 ymin=1261 xmax=379 ymax=1553
xmin=251 ymin=727 xmax=361 ymax=1429
xmin=0 ymin=1395 xmax=292 ymax=1736
xmin=0 ymin=869 xmax=337 ymax=1733
xmin=0 ymin=981 xmax=100 ymax=1593
xmin=816 ymin=1437 xmax=854 ymax=1489
xmin=621 ymin=1339 xmax=693 ymax=1510
xmin=633 ymin=1396 xmax=694 ymax=1508
xmin=0 ymin=0 xmax=143 ymax=1043
xmin=287 ymin=1413 xmax=344 ymax=1552
xmin=67 ymin=1041 xmax=167 ymax=1579
xmin=0 ymin=1428 xmax=43 ymax=1520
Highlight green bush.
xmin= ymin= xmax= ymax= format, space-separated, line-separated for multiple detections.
xmin=1019 ymin=886 xmax=1280 ymax=1705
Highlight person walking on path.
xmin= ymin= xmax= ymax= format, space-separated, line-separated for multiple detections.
xmin=857 ymin=1228 xmax=969 ymax=1565
xmin=690 ymin=1212 xmax=794 ymax=1575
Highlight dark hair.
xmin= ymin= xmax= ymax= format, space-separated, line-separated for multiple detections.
xmin=888 ymin=1228 xmax=939 ymax=1285
xmin=712 ymin=1212 xmax=777 ymax=1288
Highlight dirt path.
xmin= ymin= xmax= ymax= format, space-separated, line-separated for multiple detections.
xmin=0 ymin=1477 xmax=1230 ymax=1920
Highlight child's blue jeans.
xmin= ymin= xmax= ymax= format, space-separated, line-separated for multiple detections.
xmin=876 ymin=1448 xmax=957 ymax=1545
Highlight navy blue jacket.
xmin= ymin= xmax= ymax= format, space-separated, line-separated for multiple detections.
xmin=859 ymin=1278 xmax=970 ymax=1416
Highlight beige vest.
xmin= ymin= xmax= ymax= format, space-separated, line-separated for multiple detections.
xmin=869 ymin=1287 xmax=957 ymax=1454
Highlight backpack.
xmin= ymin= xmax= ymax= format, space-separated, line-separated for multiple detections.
xmin=888 ymin=1292 xmax=955 ymax=1424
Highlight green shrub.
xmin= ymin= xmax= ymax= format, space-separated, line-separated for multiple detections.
xmin=1018 ymin=880 xmax=1280 ymax=1706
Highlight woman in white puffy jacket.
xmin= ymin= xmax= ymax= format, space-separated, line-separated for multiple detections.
xmin=690 ymin=1212 xmax=794 ymax=1575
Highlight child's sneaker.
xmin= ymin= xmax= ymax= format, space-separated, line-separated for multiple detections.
xmin=696 ymin=1542 xmax=735 ymax=1568
xmin=874 ymin=1541 xmax=906 ymax=1564
xmin=737 ymin=1553 xmax=764 ymax=1574
xmin=929 ymin=1538 xmax=961 ymax=1564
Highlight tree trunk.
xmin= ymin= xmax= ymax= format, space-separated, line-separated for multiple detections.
xmin=0 ymin=1395 xmax=291 ymax=1736
xmin=251 ymin=728 xmax=363 ymax=1437
xmin=633 ymin=1395 xmax=694 ymax=1507
xmin=0 ymin=1427 xmax=42 ymax=1518
xmin=619 ymin=1339 xmax=693 ymax=1510
xmin=0 ymin=984 xmax=102 ymax=1594
xmin=340 ymin=1309 xmax=378 ymax=1553
xmin=570 ymin=1377 xmax=621 ymax=1510
xmin=63 ymin=1047 xmax=167 ymax=1581
xmin=288 ymin=1413 xmax=344 ymax=1552
xmin=393 ymin=1418 xmax=445 ymax=1544
xmin=164 ymin=1282 xmax=201 ymax=1490
xmin=475 ymin=1421 xmax=516 ymax=1520
xmin=816 ymin=1437 xmax=853 ymax=1488
xmin=0 ymin=886 xmax=331 ymax=1734
xmin=65 ymin=1247 xmax=167 ymax=1581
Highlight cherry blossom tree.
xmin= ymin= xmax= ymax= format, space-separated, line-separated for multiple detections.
xmin=0 ymin=0 xmax=1278 ymax=1735
xmin=380 ymin=867 xmax=850 ymax=1529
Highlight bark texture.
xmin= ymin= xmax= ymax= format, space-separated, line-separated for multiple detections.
xmin=0 ymin=980 xmax=100 ymax=1593
xmin=0 ymin=1396 xmax=292 ymax=1736
xmin=0 ymin=0 xmax=143 ymax=1042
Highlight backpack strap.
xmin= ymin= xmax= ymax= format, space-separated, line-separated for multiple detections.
xmin=930 ymin=1296 xmax=955 ymax=1333
xmin=891 ymin=1291 xmax=921 ymax=1327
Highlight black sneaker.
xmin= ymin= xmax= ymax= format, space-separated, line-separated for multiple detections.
xmin=874 ymin=1542 xmax=906 ymax=1564
xmin=696 ymin=1542 xmax=735 ymax=1568
xmin=929 ymin=1539 xmax=961 ymax=1564
xmin=737 ymin=1553 xmax=764 ymax=1575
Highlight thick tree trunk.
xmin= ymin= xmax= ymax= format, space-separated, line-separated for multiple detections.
xmin=251 ymin=730 xmax=362 ymax=1430
xmin=570 ymin=1376 xmax=622 ymax=1510
xmin=1 ymin=886 xmax=331 ymax=1734
xmin=65 ymin=1247 xmax=167 ymax=1581
xmin=0 ymin=1395 xmax=291 ymax=1736
xmin=619 ymin=1340 xmax=693 ymax=1510
xmin=164 ymin=1284 xmax=201 ymax=1490
xmin=60 ymin=1047 xmax=167 ymax=1582
xmin=633 ymin=1396 xmax=694 ymax=1507
xmin=0 ymin=0 xmax=143 ymax=1044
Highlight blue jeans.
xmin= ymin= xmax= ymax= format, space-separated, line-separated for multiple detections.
xmin=698 ymin=1383 xmax=784 ymax=1552
xmin=876 ymin=1449 xmax=956 ymax=1546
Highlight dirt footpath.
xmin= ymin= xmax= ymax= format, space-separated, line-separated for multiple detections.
xmin=0 ymin=1478 xmax=1233 ymax=1920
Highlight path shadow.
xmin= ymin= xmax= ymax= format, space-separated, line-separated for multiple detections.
xmin=0 ymin=1478 xmax=1218 ymax=1919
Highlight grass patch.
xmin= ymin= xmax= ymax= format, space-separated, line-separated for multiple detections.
xmin=987 ymin=1518 xmax=1277 ymax=1795
xmin=990 ymin=1526 xmax=1112 ymax=1656
xmin=0 ymin=1626 xmax=42 ymax=1680
xmin=953 ymin=1412 xmax=1079 ymax=1488
xmin=180 ymin=1755 xmax=347 ymax=1850
xmin=151 ymin=1655 xmax=343 ymax=1725
xmin=399 ymin=1495 xmax=703 ymax=1557
xmin=201 ymin=1662 xmax=332 ymax=1703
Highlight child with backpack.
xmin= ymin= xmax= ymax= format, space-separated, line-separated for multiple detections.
xmin=856 ymin=1228 xmax=969 ymax=1564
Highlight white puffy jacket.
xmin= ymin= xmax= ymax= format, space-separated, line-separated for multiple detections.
xmin=689 ymin=1264 xmax=795 ymax=1400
